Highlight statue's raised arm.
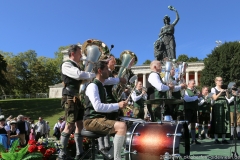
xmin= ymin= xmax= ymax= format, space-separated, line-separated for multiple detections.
xmin=156 ymin=5 xmax=180 ymax=60
xmin=169 ymin=5 xmax=180 ymax=26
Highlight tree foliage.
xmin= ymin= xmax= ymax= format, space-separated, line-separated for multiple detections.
xmin=0 ymin=47 xmax=66 ymax=96
xmin=0 ymin=54 xmax=9 ymax=87
xmin=176 ymin=54 xmax=200 ymax=62
xmin=143 ymin=59 xmax=151 ymax=65
xmin=200 ymin=41 xmax=240 ymax=87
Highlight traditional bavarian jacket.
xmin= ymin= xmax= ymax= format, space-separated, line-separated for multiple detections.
xmin=183 ymin=88 xmax=198 ymax=110
xmin=131 ymin=89 xmax=147 ymax=108
xmin=84 ymin=79 xmax=119 ymax=120
xmin=147 ymin=71 xmax=169 ymax=99
xmin=198 ymin=95 xmax=211 ymax=113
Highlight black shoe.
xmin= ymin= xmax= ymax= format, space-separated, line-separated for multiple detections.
xmin=76 ymin=152 xmax=90 ymax=160
xmin=230 ymin=135 xmax=234 ymax=140
xmin=99 ymin=148 xmax=109 ymax=155
xmin=222 ymin=140 xmax=230 ymax=144
xmin=105 ymin=146 xmax=111 ymax=151
xmin=214 ymin=139 xmax=221 ymax=144
xmin=57 ymin=154 xmax=74 ymax=160
xmin=191 ymin=139 xmax=201 ymax=145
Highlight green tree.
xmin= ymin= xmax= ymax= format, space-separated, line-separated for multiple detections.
xmin=177 ymin=54 xmax=200 ymax=62
xmin=177 ymin=54 xmax=189 ymax=62
xmin=200 ymin=41 xmax=240 ymax=87
xmin=188 ymin=57 xmax=200 ymax=62
xmin=0 ymin=54 xmax=9 ymax=95
xmin=143 ymin=59 xmax=151 ymax=65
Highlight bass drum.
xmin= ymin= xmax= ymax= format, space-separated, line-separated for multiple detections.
xmin=125 ymin=122 xmax=189 ymax=160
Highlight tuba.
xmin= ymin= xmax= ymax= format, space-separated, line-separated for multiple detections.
xmin=112 ymin=50 xmax=137 ymax=101
xmin=79 ymin=39 xmax=110 ymax=93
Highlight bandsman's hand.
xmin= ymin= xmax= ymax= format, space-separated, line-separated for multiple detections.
xmin=118 ymin=100 xmax=128 ymax=109
xmin=142 ymin=90 xmax=146 ymax=95
xmin=180 ymin=83 xmax=186 ymax=89
xmin=119 ymin=78 xmax=127 ymax=84
xmin=168 ymin=84 xmax=174 ymax=90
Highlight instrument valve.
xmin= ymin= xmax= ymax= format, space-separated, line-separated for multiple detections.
xmin=126 ymin=132 xmax=140 ymax=136
xmin=166 ymin=133 xmax=182 ymax=137
xmin=124 ymin=149 xmax=138 ymax=154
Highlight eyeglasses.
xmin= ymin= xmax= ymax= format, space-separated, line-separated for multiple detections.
xmin=216 ymin=80 xmax=223 ymax=81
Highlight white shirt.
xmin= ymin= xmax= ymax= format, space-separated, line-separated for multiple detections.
xmin=61 ymin=60 xmax=95 ymax=80
xmin=86 ymin=82 xmax=119 ymax=112
xmin=148 ymin=72 xmax=169 ymax=92
xmin=53 ymin=122 xmax=62 ymax=130
xmin=131 ymin=90 xmax=147 ymax=102
xmin=183 ymin=88 xmax=198 ymax=102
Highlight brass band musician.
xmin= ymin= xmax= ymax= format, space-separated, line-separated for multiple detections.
xmin=164 ymin=66 xmax=186 ymax=120
xmin=147 ymin=60 xmax=174 ymax=122
xmin=227 ymin=84 xmax=240 ymax=140
xmin=59 ymin=44 xmax=96 ymax=160
xmin=197 ymin=86 xmax=211 ymax=139
xmin=210 ymin=76 xmax=230 ymax=144
xmin=183 ymin=79 xmax=201 ymax=145
xmin=98 ymin=54 xmax=126 ymax=154
xmin=83 ymin=61 xmax=128 ymax=160
xmin=131 ymin=81 xmax=148 ymax=119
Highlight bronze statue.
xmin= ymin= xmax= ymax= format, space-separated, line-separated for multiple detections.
xmin=154 ymin=6 xmax=180 ymax=61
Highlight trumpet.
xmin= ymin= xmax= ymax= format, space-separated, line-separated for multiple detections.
xmin=141 ymin=87 xmax=147 ymax=92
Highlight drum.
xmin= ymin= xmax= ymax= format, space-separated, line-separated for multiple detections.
xmin=119 ymin=116 xmax=145 ymax=128
xmin=125 ymin=121 xmax=187 ymax=160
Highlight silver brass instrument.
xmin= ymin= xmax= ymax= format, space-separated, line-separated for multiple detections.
xmin=79 ymin=39 xmax=110 ymax=93
xmin=112 ymin=50 xmax=138 ymax=101
xmin=178 ymin=62 xmax=187 ymax=83
xmin=164 ymin=61 xmax=173 ymax=98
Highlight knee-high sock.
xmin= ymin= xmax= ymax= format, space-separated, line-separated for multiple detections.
xmin=113 ymin=135 xmax=125 ymax=160
xmin=74 ymin=133 xmax=83 ymax=155
xmin=231 ymin=126 xmax=234 ymax=136
xmin=198 ymin=125 xmax=203 ymax=137
xmin=237 ymin=126 xmax=240 ymax=137
xmin=191 ymin=128 xmax=196 ymax=141
xmin=204 ymin=126 xmax=208 ymax=136
xmin=104 ymin=135 xmax=110 ymax=148
xmin=59 ymin=132 xmax=70 ymax=157
xmin=222 ymin=134 xmax=226 ymax=140
xmin=98 ymin=137 xmax=104 ymax=150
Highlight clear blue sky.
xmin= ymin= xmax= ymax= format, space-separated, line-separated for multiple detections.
xmin=1 ymin=1 xmax=239 ymax=65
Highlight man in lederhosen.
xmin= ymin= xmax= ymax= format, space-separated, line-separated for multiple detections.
xmin=97 ymin=54 xmax=126 ymax=154
xmin=147 ymin=60 xmax=174 ymax=122
xmin=183 ymin=79 xmax=201 ymax=145
xmin=58 ymin=44 xmax=96 ymax=160
xmin=83 ymin=60 xmax=128 ymax=160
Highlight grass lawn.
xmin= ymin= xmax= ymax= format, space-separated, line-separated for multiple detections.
xmin=0 ymin=98 xmax=65 ymax=136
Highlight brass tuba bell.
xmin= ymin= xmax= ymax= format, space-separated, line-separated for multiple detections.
xmin=79 ymin=39 xmax=110 ymax=93
xmin=112 ymin=50 xmax=137 ymax=101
